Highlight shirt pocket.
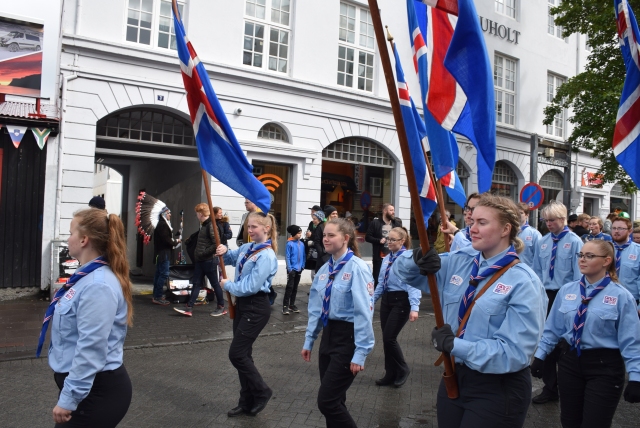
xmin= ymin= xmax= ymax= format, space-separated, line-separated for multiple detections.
xmin=331 ymin=281 xmax=352 ymax=309
xmin=589 ymin=307 xmax=619 ymax=337
xmin=558 ymin=301 xmax=578 ymax=328
xmin=53 ymin=303 xmax=74 ymax=359
xmin=557 ymin=249 xmax=573 ymax=270
xmin=442 ymin=289 xmax=462 ymax=325
xmin=473 ymin=296 xmax=508 ymax=337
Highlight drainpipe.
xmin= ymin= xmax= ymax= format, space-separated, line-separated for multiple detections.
xmin=530 ymin=133 xmax=539 ymax=227
xmin=74 ymin=0 xmax=82 ymax=35
xmin=54 ymin=70 xmax=78 ymax=238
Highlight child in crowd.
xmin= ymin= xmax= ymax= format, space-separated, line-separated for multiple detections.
xmin=284 ymin=225 xmax=306 ymax=315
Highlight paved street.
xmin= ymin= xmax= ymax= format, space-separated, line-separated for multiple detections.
xmin=1 ymin=284 xmax=640 ymax=427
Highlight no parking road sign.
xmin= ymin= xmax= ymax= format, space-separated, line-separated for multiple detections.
xmin=519 ymin=183 xmax=544 ymax=209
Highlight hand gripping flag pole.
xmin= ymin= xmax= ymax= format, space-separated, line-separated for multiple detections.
xmin=368 ymin=0 xmax=458 ymax=398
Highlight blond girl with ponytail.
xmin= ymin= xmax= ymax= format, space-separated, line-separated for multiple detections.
xmin=47 ymin=208 xmax=133 ymax=427
xmin=397 ymin=194 xmax=547 ymax=428
xmin=215 ymin=211 xmax=278 ymax=417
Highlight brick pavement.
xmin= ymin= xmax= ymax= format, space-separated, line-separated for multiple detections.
xmin=1 ymin=286 xmax=640 ymax=427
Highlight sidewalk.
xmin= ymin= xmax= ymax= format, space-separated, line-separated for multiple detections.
xmin=0 ymin=283 xmax=434 ymax=361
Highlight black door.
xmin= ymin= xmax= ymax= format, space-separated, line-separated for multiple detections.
xmin=0 ymin=131 xmax=47 ymax=288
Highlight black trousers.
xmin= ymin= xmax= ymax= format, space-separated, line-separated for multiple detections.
xmin=557 ymin=344 xmax=625 ymax=428
xmin=317 ymin=320 xmax=358 ymax=428
xmin=379 ymin=291 xmax=410 ymax=380
xmin=437 ymin=364 xmax=531 ymax=428
xmin=542 ymin=289 xmax=561 ymax=396
xmin=372 ymin=259 xmax=382 ymax=288
xmin=229 ymin=292 xmax=271 ymax=410
xmin=283 ymin=270 xmax=301 ymax=307
xmin=54 ymin=365 xmax=132 ymax=428
xmin=188 ymin=259 xmax=223 ymax=308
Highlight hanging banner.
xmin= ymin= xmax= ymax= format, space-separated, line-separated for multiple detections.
xmin=6 ymin=124 xmax=27 ymax=148
xmin=31 ymin=127 xmax=50 ymax=149
xmin=0 ymin=17 xmax=44 ymax=97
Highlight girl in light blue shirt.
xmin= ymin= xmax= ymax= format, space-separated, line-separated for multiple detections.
xmin=46 ymin=208 xmax=133 ymax=427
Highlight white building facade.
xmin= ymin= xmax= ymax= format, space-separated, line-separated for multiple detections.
xmin=4 ymin=0 xmax=635 ymax=289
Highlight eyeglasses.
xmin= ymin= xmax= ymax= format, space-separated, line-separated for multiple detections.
xmin=611 ymin=227 xmax=631 ymax=232
xmin=576 ymin=252 xmax=608 ymax=260
xmin=387 ymin=238 xmax=402 ymax=243
xmin=463 ymin=206 xmax=475 ymax=213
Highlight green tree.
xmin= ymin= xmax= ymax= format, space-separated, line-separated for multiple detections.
xmin=544 ymin=0 xmax=640 ymax=193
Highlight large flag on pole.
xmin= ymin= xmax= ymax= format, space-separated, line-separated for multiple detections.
xmin=418 ymin=0 xmax=496 ymax=193
xmin=407 ymin=0 xmax=466 ymax=207
xmin=392 ymin=42 xmax=438 ymax=224
xmin=172 ymin=5 xmax=271 ymax=212
xmin=614 ymin=0 xmax=640 ymax=187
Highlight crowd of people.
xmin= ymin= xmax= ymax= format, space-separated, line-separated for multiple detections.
xmin=43 ymin=194 xmax=640 ymax=427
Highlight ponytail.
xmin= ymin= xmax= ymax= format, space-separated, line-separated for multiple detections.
xmin=73 ymin=209 xmax=134 ymax=326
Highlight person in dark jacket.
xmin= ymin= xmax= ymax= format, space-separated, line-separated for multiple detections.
xmin=366 ymin=203 xmax=402 ymax=288
xmin=213 ymin=206 xmax=233 ymax=246
xmin=174 ymin=203 xmax=227 ymax=317
xmin=152 ymin=207 xmax=179 ymax=305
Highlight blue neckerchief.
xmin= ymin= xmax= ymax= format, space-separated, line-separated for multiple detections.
xmin=520 ymin=221 xmax=529 ymax=232
xmin=550 ymin=226 xmax=570 ymax=280
xmin=36 ymin=256 xmax=109 ymax=357
xmin=381 ymin=247 xmax=406 ymax=293
xmin=571 ymin=274 xmax=611 ymax=356
xmin=457 ymin=246 xmax=519 ymax=338
xmin=585 ymin=232 xmax=606 ymax=241
xmin=321 ymin=249 xmax=354 ymax=326
xmin=463 ymin=227 xmax=471 ymax=240
xmin=238 ymin=240 xmax=272 ymax=278
xmin=614 ymin=241 xmax=631 ymax=273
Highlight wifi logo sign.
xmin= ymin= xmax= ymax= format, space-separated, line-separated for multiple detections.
xmin=257 ymin=174 xmax=284 ymax=192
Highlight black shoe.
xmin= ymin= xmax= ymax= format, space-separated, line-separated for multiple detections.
xmin=394 ymin=369 xmax=410 ymax=388
xmin=289 ymin=305 xmax=300 ymax=313
xmin=227 ymin=406 xmax=248 ymax=417
xmin=532 ymin=390 xmax=559 ymax=404
xmin=375 ymin=375 xmax=394 ymax=386
xmin=249 ymin=389 xmax=273 ymax=416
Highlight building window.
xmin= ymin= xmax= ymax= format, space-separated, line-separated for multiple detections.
xmin=491 ymin=161 xmax=518 ymax=201
xmin=548 ymin=0 xmax=564 ymax=38
xmin=611 ymin=183 xmax=632 ymax=214
xmin=494 ymin=54 xmax=516 ymax=126
xmin=323 ymin=138 xmax=394 ymax=168
xmin=243 ymin=0 xmax=291 ymax=73
xmin=258 ymin=123 xmax=289 ymax=142
xmin=495 ymin=0 xmax=516 ymax=18
xmin=97 ymin=109 xmax=194 ymax=145
xmin=337 ymin=2 xmax=375 ymax=92
xmin=540 ymin=170 xmax=563 ymax=207
xmin=126 ymin=0 xmax=184 ymax=50
xmin=546 ymin=73 xmax=566 ymax=138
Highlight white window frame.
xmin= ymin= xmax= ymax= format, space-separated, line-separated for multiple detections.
xmin=495 ymin=0 xmax=516 ymax=19
xmin=242 ymin=0 xmax=292 ymax=74
xmin=546 ymin=73 xmax=566 ymax=138
xmin=337 ymin=2 xmax=376 ymax=92
xmin=547 ymin=0 xmax=565 ymax=39
xmin=494 ymin=54 xmax=517 ymax=127
xmin=124 ymin=0 xmax=185 ymax=51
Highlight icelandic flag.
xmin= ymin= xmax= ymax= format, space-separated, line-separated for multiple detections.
xmin=419 ymin=0 xmax=496 ymax=193
xmin=407 ymin=0 xmax=466 ymax=207
xmin=172 ymin=4 xmax=271 ymax=212
xmin=7 ymin=125 xmax=27 ymax=148
xmin=613 ymin=0 xmax=640 ymax=188
xmin=392 ymin=42 xmax=438 ymax=223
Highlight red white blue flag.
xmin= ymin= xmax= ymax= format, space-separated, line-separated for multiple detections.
xmin=418 ymin=0 xmax=496 ymax=193
xmin=392 ymin=42 xmax=438 ymax=223
xmin=172 ymin=4 xmax=271 ymax=212
xmin=406 ymin=0 xmax=467 ymax=208
xmin=614 ymin=0 xmax=640 ymax=188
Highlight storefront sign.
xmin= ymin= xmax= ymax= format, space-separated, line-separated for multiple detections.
xmin=479 ymin=16 xmax=521 ymax=45
xmin=581 ymin=171 xmax=604 ymax=187
xmin=537 ymin=156 xmax=569 ymax=168
xmin=354 ymin=165 xmax=365 ymax=192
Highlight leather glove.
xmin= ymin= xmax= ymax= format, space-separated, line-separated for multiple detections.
xmin=530 ymin=357 xmax=544 ymax=379
xmin=624 ymin=381 xmax=640 ymax=403
xmin=412 ymin=248 xmax=441 ymax=276
xmin=431 ymin=324 xmax=455 ymax=353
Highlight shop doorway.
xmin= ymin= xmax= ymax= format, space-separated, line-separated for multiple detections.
xmin=322 ymin=138 xmax=396 ymax=257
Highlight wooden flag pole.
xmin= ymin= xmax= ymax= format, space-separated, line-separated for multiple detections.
xmin=202 ymin=170 xmax=236 ymax=319
xmin=422 ymin=153 xmax=452 ymax=253
xmin=370 ymin=2 xmax=458 ymax=397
